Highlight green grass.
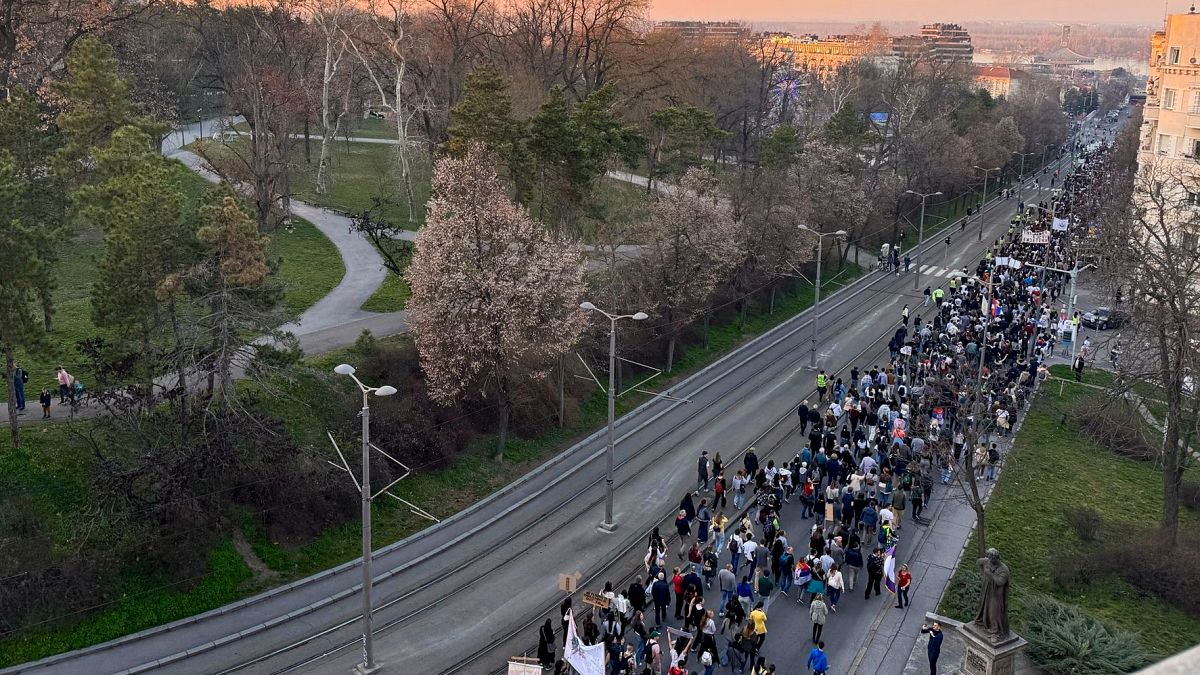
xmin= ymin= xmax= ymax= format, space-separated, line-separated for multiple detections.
xmin=939 ymin=369 xmax=1200 ymax=659
xmin=289 ymin=141 xmax=430 ymax=230
xmin=0 ymin=541 xmax=252 ymax=668
xmin=232 ymin=117 xmax=397 ymax=140
xmin=360 ymin=272 xmax=410 ymax=313
xmin=271 ymin=219 xmax=345 ymax=316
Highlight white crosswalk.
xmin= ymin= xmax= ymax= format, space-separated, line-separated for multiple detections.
xmin=916 ymin=264 xmax=958 ymax=278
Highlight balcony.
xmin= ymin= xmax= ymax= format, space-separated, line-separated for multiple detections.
xmin=1144 ymin=104 xmax=1160 ymax=122
xmin=1188 ymin=113 xmax=1200 ymax=128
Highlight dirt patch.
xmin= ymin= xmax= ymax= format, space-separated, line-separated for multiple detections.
xmin=232 ymin=529 xmax=280 ymax=585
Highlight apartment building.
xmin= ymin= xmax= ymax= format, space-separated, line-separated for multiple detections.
xmin=651 ymin=21 xmax=752 ymax=44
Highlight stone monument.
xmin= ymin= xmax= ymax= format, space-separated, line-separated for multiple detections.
xmin=960 ymin=548 xmax=1027 ymax=675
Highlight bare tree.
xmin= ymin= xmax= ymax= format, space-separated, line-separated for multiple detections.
xmin=303 ymin=0 xmax=353 ymax=196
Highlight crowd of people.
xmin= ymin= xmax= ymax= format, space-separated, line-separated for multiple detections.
xmin=536 ymin=133 xmax=1116 ymax=675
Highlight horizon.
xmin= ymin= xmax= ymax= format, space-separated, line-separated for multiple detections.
xmin=645 ymin=0 xmax=1191 ymax=27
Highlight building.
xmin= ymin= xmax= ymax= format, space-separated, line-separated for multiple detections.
xmin=651 ymin=21 xmax=752 ymax=44
xmin=889 ymin=23 xmax=974 ymax=64
xmin=975 ymin=65 xmax=1031 ymax=99
xmin=1138 ymin=10 xmax=1200 ymax=246
xmin=918 ymin=23 xmax=974 ymax=63
xmin=767 ymin=33 xmax=881 ymax=76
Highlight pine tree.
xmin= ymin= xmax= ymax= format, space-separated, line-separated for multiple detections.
xmin=446 ymin=68 xmax=529 ymax=197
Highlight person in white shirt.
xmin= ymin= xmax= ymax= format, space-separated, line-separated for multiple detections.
xmin=741 ymin=538 xmax=759 ymax=574
xmin=880 ymin=506 xmax=895 ymax=528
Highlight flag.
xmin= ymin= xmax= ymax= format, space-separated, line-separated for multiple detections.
xmin=1051 ymin=217 xmax=1069 ymax=232
xmin=564 ymin=609 xmax=606 ymax=675
xmin=883 ymin=545 xmax=897 ymax=594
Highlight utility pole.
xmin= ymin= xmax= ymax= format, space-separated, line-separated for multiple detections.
xmin=906 ymin=190 xmax=942 ymax=291
xmin=974 ymin=166 xmax=1000 ymax=242
xmin=1013 ymin=151 xmax=1036 ymax=205
xmin=798 ymin=225 xmax=848 ymax=369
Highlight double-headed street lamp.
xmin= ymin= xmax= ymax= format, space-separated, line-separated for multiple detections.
xmin=797 ymin=225 xmax=848 ymax=369
xmin=579 ymin=302 xmax=648 ymax=532
xmin=905 ymin=190 xmax=942 ymax=290
xmin=973 ymin=166 xmax=1001 ymax=242
xmin=333 ymin=364 xmax=397 ymax=675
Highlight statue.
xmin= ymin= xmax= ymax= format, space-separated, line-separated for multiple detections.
xmin=973 ymin=548 xmax=1011 ymax=640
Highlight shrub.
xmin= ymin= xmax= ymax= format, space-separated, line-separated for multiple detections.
xmin=1048 ymin=548 xmax=1098 ymax=589
xmin=1111 ymin=536 xmax=1200 ymax=615
xmin=1064 ymin=506 xmax=1103 ymax=542
xmin=938 ymin=568 xmax=980 ymax=622
xmin=1183 ymin=480 xmax=1200 ymax=511
xmin=1069 ymin=395 xmax=1155 ymax=462
xmin=1022 ymin=594 xmax=1153 ymax=674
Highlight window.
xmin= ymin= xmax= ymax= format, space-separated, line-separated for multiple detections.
xmin=1192 ymin=139 xmax=1200 ymax=157
xmin=1188 ymin=191 xmax=1200 ymax=206
xmin=1170 ymin=46 xmax=1182 ymax=64
xmin=1191 ymin=91 xmax=1200 ymax=114
xmin=1159 ymin=134 xmax=1175 ymax=156
xmin=1184 ymin=232 xmax=1200 ymax=252
xmin=1164 ymin=88 xmax=1177 ymax=109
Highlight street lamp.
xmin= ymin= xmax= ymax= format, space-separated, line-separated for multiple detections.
xmin=798 ymin=225 xmax=848 ymax=369
xmin=904 ymin=190 xmax=942 ymax=290
xmin=333 ymin=363 xmax=397 ymax=675
xmin=1012 ymin=151 xmax=1036 ymax=204
xmin=197 ymin=108 xmax=204 ymax=141
xmin=973 ymin=166 xmax=1001 ymax=242
xmin=579 ymin=302 xmax=648 ymax=532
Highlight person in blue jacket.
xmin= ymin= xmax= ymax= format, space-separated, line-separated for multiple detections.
xmin=806 ymin=641 xmax=828 ymax=675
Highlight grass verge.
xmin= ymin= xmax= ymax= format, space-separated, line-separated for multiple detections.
xmin=272 ymin=219 xmax=345 ymax=317
xmin=938 ymin=367 xmax=1200 ymax=659
xmin=360 ymin=272 xmax=410 ymax=313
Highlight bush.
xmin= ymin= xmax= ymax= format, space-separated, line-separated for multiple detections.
xmin=1048 ymin=548 xmax=1100 ymax=589
xmin=1069 ymin=395 xmax=1155 ymax=462
xmin=1109 ymin=536 xmax=1200 ymax=615
xmin=1022 ymin=594 xmax=1153 ymax=674
xmin=1064 ymin=506 xmax=1103 ymax=542
xmin=1183 ymin=480 xmax=1200 ymax=511
xmin=939 ymin=568 xmax=980 ymax=622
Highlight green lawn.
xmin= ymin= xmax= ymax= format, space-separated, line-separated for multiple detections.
xmin=272 ymin=219 xmax=344 ymax=317
xmin=289 ymin=141 xmax=430 ymax=230
xmin=939 ymin=368 xmax=1200 ymax=659
xmin=360 ymin=272 xmax=410 ymax=313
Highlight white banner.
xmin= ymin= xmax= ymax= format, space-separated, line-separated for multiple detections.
xmin=1021 ymin=230 xmax=1050 ymax=244
xmin=1051 ymin=217 xmax=1069 ymax=232
xmin=995 ymin=256 xmax=1009 ymax=267
xmin=564 ymin=610 xmax=606 ymax=675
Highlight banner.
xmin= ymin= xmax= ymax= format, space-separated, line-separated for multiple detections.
xmin=1051 ymin=217 xmax=1069 ymax=232
xmin=1021 ymin=230 xmax=1051 ymax=244
xmin=564 ymin=610 xmax=606 ymax=675
xmin=995 ymin=256 xmax=1009 ymax=267
xmin=883 ymin=545 xmax=897 ymax=594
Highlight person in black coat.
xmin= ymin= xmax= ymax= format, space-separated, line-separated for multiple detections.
xmin=538 ymin=618 xmax=556 ymax=668
xmin=797 ymin=400 xmax=811 ymax=433
xmin=921 ymin=622 xmax=944 ymax=674
xmin=629 ymin=577 xmax=647 ymax=615
xmin=651 ymin=573 xmax=672 ymax=627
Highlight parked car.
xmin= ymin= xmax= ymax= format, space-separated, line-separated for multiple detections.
xmin=1080 ymin=307 xmax=1129 ymax=330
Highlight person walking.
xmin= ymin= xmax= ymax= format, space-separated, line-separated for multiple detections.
xmin=537 ymin=618 xmax=556 ymax=669
xmin=901 ymin=305 xmax=910 ymax=327
xmin=675 ymin=510 xmax=692 ymax=560
xmin=808 ymin=593 xmax=828 ymax=644
xmin=651 ymin=573 xmax=671 ymax=627
xmin=922 ymin=621 xmax=944 ymax=675
xmin=865 ymin=547 xmax=884 ymax=598
xmin=815 ymin=370 xmax=828 ymax=403
xmin=749 ymin=601 xmax=768 ymax=649
xmin=56 ymin=366 xmax=74 ymax=404
xmin=39 ymin=389 xmax=52 ymax=419
xmin=806 ymin=641 xmax=829 ymax=675
xmin=826 ymin=564 xmax=844 ymax=611
xmin=698 ymin=451 xmax=711 ymax=492
xmin=895 ymin=563 xmax=912 ymax=609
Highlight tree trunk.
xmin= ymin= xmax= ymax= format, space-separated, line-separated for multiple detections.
xmin=169 ymin=297 xmax=188 ymax=442
xmin=494 ymin=384 xmax=510 ymax=461
xmin=5 ymin=346 xmax=19 ymax=449
xmin=702 ymin=313 xmax=710 ymax=349
xmin=666 ymin=336 xmax=676 ymax=373
xmin=38 ymin=287 xmax=53 ymax=332
xmin=557 ymin=356 xmax=565 ymax=428
xmin=769 ymin=285 xmax=777 ymax=315
xmin=303 ymin=118 xmax=312 ymax=164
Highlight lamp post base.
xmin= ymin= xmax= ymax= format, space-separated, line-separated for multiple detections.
xmin=355 ymin=661 xmax=382 ymax=675
xmin=597 ymin=521 xmax=618 ymax=533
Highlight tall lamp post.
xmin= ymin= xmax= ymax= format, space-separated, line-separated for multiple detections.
xmin=1012 ymin=151 xmax=1036 ymax=204
xmin=905 ymin=190 xmax=942 ymax=290
xmin=333 ymin=364 xmax=398 ymax=675
xmin=973 ymin=166 xmax=1001 ymax=242
xmin=798 ymin=225 xmax=848 ymax=369
xmin=579 ymin=302 xmax=648 ymax=532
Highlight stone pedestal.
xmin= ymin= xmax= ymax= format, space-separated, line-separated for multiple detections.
xmin=960 ymin=624 xmax=1028 ymax=675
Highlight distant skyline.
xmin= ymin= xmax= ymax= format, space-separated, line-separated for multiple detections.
xmin=646 ymin=0 xmax=1185 ymax=27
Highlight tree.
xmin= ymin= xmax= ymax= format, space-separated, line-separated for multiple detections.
xmin=445 ymin=67 xmax=529 ymax=196
xmin=0 ymin=151 xmax=45 ymax=448
xmin=304 ymin=0 xmax=353 ymax=197
xmin=77 ymin=126 xmax=194 ymax=405
xmin=629 ymin=168 xmax=744 ymax=371
xmin=1098 ymin=151 xmax=1200 ymax=548
xmin=823 ymin=102 xmax=874 ymax=152
xmin=406 ymin=143 xmax=585 ymax=459
xmin=646 ymin=106 xmax=729 ymax=184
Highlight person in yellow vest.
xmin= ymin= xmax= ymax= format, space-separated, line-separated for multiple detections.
xmin=932 ymin=288 xmax=945 ymax=307
xmin=816 ymin=370 xmax=828 ymax=403
xmin=948 ymin=277 xmax=958 ymax=293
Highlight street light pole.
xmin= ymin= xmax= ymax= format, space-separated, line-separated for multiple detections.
xmin=580 ymin=302 xmax=647 ymax=531
xmin=798 ymin=225 xmax=848 ymax=369
xmin=905 ymin=190 xmax=942 ymax=291
xmin=973 ymin=166 xmax=1001 ymax=242
xmin=1012 ymin=151 xmax=1035 ymax=205
xmin=332 ymin=364 xmax=397 ymax=675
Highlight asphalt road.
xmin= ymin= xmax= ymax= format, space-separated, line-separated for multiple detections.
xmin=2 ymin=132 xmax=1086 ymax=675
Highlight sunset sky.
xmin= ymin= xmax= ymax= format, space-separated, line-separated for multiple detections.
xmin=646 ymin=0 xmax=1185 ymax=26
